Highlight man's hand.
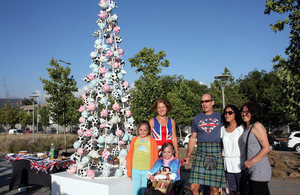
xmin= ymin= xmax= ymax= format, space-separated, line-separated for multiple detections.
xmin=183 ymin=156 xmax=190 ymax=164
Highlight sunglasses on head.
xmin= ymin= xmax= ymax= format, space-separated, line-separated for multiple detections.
xmin=224 ymin=111 xmax=234 ymax=115
xmin=201 ymin=100 xmax=212 ymax=103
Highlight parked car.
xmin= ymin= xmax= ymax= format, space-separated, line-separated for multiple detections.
xmin=268 ymin=135 xmax=281 ymax=150
xmin=23 ymin=130 xmax=32 ymax=134
xmin=182 ymin=134 xmax=197 ymax=148
xmin=8 ymin=129 xmax=23 ymax=135
xmin=8 ymin=129 xmax=17 ymax=134
xmin=287 ymin=131 xmax=300 ymax=152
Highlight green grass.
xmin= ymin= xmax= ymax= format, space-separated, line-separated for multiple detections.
xmin=0 ymin=134 xmax=77 ymax=153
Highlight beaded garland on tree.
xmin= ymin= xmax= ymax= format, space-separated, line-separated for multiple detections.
xmin=68 ymin=0 xmax=134 ymax=179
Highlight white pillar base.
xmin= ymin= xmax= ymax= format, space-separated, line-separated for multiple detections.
xmin=51 ymin=171 xmax=133 ymax=195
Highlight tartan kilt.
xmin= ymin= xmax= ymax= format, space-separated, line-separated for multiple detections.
xmin=189 ymin=142 xmax=227 ymax=188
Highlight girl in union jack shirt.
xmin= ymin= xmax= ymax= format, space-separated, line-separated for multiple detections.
xmin=149 ymin=99 xmax=179 ymax=158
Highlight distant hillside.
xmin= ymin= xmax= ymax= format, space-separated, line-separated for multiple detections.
xmin=0 ymin=98 xmax=23 ymax=108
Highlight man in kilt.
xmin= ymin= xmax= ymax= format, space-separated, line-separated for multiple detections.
xmin=184 ymin=93 xmax=227 ymax=195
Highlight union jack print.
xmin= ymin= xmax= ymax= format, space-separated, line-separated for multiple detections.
xmin=199 ymin=118 xmax=220 ymax=134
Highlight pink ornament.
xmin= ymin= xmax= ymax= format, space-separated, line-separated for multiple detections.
xmin=115 ymin=129 xmax=123 ymax=137
xmin=113 ymin=26 xmax=120 ymax=35
xmin=81 ymin=94 xmax=87 ymax=100
xmin=100 ymin=123 xmax=106 ymax=129
xmin=87 ymin=169 xmax=95 ymax=179
xmin=112 ymin=62 xmax=119 ymax=68
xmin=125 ymin=110 xmax=132 ymax=117
xmin=105 ymin=50 xmax=113 ymax=57
xmin=118 ymin=48 xmax=124 ymax=56
xmin=119 ymin=140 xmax=126 ymax=145
xmin=77 ymin=148 xmax=84 ymax=155
xmin=99 ymin=67 xmax=107 ymax=74
xmin=102 ymin=150 xmax=110 ymax=160
xmin=98 ymin=10 xmax=106 ymax=19
xmin=77 ymin=129 xmax=84 ymax=136
xmin=103 ymin=84 xmax=110 ymax=92
xmin=78 ymin=105 xmax=86 ymax=113
xmin=84 ymin=130 xmax=92 ymax=137
xmin=79 ymin=117 xmax=86 ymax=123
xmin=112 ymin=57 xmax=119 ymax=62
xmin=100 ymin=0 xmax=107 ymax=3
xmin=87 ymin=74 xmax=95 ymax=80
xmin=87 ymin=102 xmax=96 ymax=111
xmin=106 ymin=25 xmax=112 ymax=33
xmin=106 ymin=37 xmax=113 ymax=45
xmin=123 ymin=81 xmax=129 ymax=88
xmin=101 ymin=109 xmax=108 ymax=118
xmin=112 ymin=103 xmax=120 ymax=111
xmin=67 ymin=165 xmax=77 ymax=174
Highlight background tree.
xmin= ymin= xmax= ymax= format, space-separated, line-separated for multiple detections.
xmin=15 ymin=108 xmax=31 ymax=128
xmin=265 ymin=0 xmax=300 ymax=127
xmin=167 ymin=79 xmax=208 ymax=138
xmin=0 ymin=104 xmax=17 ymax=129
xmin=21 ymin=97 xmax=36 ymax=105
xmin=40 ymin=58 xmax=79 ymax=132
xmin=129 ymin=47 xmax=170 ymax=123
xmin=160 ymin=75 xmax=184 ymax=98
xmin=238 ymin=70 xmax=286 ymax=130
xmin=67 ymin=97 xmax=82 ymax=131
xmin=39 ymin=105 xmax=50 ymax=130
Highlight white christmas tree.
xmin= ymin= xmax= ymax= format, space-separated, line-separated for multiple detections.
xmin=68 ymin=0 xmax=134 ymax=179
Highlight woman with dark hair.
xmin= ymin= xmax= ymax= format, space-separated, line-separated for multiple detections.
xmin=149 ymin=99 xmax=179 ymax=158
xmin=240 ymin=102 xmax=271 ymax=195
xmin=220 ymin=105 xmax=244 ymax=195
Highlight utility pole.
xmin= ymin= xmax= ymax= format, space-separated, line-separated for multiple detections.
xmin=4 ymin=79 xmax=9 ymax=132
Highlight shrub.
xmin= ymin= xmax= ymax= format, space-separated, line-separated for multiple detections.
xmin=0 ymin=134 xmax=77 ymax=153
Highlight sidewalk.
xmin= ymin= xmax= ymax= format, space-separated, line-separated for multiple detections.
xmin=269 ymin=180 xmax=300 ymax=195
xmin=1 ymin=152 xmax=300 ymax=195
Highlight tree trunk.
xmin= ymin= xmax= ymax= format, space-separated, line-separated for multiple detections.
xmin=178 ymin=125 xmax=182 ymax=139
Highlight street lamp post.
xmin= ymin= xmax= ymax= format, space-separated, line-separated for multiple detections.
xmin=214 ymin=75 xmax=230 ymax=109
xmin=30 ymin=92 xmax=40 ymax=142
xmin=58 ymin=59 xmax=71 ymax=152
xmin=59 ymin=59 xmax=71 ymax=65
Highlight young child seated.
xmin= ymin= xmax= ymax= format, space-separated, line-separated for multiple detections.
xmin=146 ymin=143 xmax=181 ymax=194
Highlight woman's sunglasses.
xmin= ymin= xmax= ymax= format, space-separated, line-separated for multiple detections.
xmin=224 ymin=111 xmax=235 ymax=115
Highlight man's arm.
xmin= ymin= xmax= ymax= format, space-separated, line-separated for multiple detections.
xmin=184 ymin=132 xmax=197 ymax=163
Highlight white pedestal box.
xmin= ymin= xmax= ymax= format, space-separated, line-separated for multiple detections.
xmin=51 ymin=171 xmax=133 ymax=195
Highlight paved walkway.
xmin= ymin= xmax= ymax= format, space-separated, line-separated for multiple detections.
xmin=269 ymin=180 xmax=300 ymax=195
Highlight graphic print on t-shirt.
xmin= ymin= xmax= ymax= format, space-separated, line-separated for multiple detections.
xmin=138 ymin=145 xmax=147 ymax=151
xmin=199 ymin=118 xmax=220 ymax=134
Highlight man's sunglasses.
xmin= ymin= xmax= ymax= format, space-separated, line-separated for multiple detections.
xmin=201 ymin=100 xmax=212 ymax=103
xmin=224 ymin=111 xmax=235 ymax=115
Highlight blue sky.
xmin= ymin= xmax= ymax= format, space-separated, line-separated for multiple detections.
xmin=0 ymin=0 xmax=289 ymax=101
